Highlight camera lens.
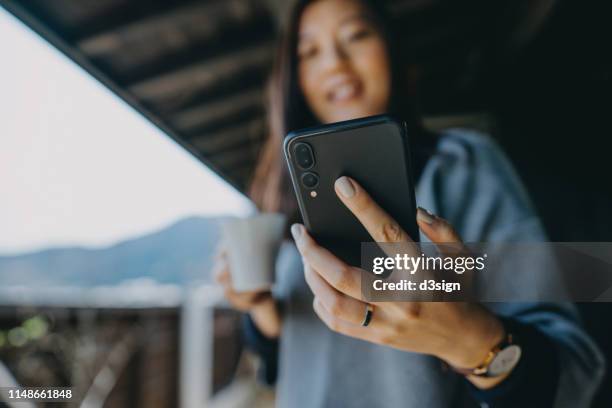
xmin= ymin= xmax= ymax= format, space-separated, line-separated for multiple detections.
xmin=301 ymin=172 xmax=319 ymax=189
xmin=294 ymin=142 xmax=315 ymax=169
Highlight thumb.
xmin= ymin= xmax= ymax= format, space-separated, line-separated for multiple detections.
xmin=416 ymin=207 xmax=462 ymax=244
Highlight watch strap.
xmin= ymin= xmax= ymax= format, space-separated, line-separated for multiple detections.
xmin=449 ymin=331 xmax=515 ymax=377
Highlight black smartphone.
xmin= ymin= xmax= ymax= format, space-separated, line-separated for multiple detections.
xmin=283 ymin=114 xmax=419 ymax=266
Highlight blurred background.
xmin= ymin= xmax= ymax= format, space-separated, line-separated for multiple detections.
xmin=0 ymin=0 xmax=610 ymax=407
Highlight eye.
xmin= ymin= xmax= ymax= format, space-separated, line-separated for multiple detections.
xmin=347 ymin=27 xmax=372 ymax=42
xmin=298 ymin=44 xmax=318 ymax=60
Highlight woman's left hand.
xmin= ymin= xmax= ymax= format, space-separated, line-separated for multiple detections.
xmin=291 ymin=176 xmax=507 ymax=388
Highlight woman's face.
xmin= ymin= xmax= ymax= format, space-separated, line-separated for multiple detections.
xmin=297 ymin=0 xmax=391 ymax=124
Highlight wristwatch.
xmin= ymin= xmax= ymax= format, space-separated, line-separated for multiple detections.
xmin=450 ymin=330 xmax=522 ymax=378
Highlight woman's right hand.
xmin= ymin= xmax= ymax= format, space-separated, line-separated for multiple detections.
xmin=214 ymin=252 xmax=272 ymax=311
xmin=214 ymin=250 xmax=282 ymax=338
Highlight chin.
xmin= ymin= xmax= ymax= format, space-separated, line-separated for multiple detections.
xmin=324 ymin=106 xmax=380 ymax=123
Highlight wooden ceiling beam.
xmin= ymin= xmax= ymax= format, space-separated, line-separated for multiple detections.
xmin=206 ymin=145 xmax=258 ymax=172
xmin=68 ymin=0 xmax=204 ymax=43
xmin=170 ymin=89 xmax=264 ymax=133
xmin=77 ymin=4 xmax=274 ymax=85
xmin=128 ymin=44 xmax=272 ymax=107
xmin=180 ymin=103 xmax=264 ymax=139
xmin=152 ymin=67 xmax=268 ymax=116
xmin=77 ymin=0 xmax=259 ymax=54
xmin=191 ymin=118 xmax=264 ymax=157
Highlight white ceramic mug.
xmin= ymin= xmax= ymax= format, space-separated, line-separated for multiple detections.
xmin=220 ymin=213 xmax=286 ymax=292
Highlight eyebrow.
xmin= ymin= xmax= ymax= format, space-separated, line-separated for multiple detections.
xmin=338 ymin=12 xmax=371 ymax=27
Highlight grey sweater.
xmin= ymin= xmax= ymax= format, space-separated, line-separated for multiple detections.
xmin=269 ymin=129 xmax=604 ymax=407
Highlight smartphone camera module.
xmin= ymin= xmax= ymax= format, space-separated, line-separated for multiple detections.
xmin=294 ymin=142 xmax=315 ymax=170
xmin=301 ymin=172 xmax=319 ymax=189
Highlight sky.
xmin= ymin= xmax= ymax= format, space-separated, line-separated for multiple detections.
xmin=0 ymin=8 xmax=253 ymax=254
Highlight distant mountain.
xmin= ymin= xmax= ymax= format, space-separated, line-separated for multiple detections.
xmin=0 ymin=217 xmax=220 ymax=287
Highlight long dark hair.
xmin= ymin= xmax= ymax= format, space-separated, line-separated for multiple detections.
xmin=249 ymin=0 xmax=435 ymax=219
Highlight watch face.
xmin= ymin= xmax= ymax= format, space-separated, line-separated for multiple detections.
xmin=488 ymin=345 xmax=522 ymax=377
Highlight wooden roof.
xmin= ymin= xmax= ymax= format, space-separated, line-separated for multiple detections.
xmin=0 ymin=0 xmax=556 ymax=192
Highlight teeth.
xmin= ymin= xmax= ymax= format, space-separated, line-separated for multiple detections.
xmin=331 ymin=83 xmax=357 ymax=101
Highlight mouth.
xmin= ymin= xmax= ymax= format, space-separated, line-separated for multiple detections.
xmin=326 ymin=78 xmax=363 ymax=104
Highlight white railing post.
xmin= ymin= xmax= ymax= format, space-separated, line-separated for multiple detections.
xmin=180 ymin=285 xmax=223 ymax=408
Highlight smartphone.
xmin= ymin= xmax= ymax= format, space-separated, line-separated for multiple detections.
xmin=283 ymin=115 xmax=419 ymax=266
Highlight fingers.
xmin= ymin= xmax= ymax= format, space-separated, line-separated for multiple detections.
xmin=416 ymin=207 xmax=461 ymax=242
xmin=334 ymin=176 xmax=419 ymax=262
xmin=212 ymin=245 xmax=273 ymax=311
xmin=225 ymin=289 xmax=271 ymax=311
xmin=291 ymin=223 xmax=362 ymax=300
xmin=334 ymin=176 xmax=413 ymax=244
xmin=416 ymin=207 xmax=465 ymax=256
xmin=304 ymin=263 xmax=371 ymax=326
xmin=213 ymin=257 xmax=231 ymax=285
xmin=312 ymin=297 xmax=374 ymax=341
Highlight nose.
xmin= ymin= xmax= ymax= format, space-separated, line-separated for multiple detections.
xmin=320 ymin=41 xmax=348 ymax=73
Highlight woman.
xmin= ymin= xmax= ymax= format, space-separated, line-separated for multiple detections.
xmin=215 ymin=0 xmax=604 ymax=406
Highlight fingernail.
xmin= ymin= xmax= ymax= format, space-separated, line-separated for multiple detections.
xmin=291 ymin=223 xmax=303 ymax=241
xmin=335 ymin=176 xmax=355 ymax=198
xmin=417 ymin=207 xmax=435 ymax=225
